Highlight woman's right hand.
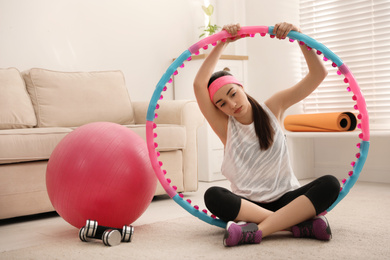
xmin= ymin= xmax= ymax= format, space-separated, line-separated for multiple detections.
xmin=222 ymin=23 xmax=241 ymax=42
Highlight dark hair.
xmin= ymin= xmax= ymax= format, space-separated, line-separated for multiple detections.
xmin=208 ymin=71 xmax=275 ymax=150
xmin=208 ymin=70 xmax=233 ymax=86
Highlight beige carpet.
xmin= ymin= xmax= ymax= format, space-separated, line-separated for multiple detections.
xmin=2 ymin=182 xmax=390 ymax=259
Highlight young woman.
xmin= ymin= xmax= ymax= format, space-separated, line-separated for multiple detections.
xmin=193 ymin=22 xmax=340 ymax=247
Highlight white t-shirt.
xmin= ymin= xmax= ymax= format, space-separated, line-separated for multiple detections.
xmin=221 ymin=103 xmax=300 ymax=203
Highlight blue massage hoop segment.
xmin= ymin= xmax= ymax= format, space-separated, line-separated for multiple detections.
xmin=146 ymin=26 xmax=370 ymax=229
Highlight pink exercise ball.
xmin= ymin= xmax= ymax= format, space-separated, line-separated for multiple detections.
xmin=46 ymin=122 xmax=157 ymax=229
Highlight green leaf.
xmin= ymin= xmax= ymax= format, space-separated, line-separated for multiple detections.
xmin=201 ymin=4 xmax=214 ymax=16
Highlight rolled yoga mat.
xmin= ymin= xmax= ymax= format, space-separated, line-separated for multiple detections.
xmin=284 ymin=112 xmax=357 ymax=132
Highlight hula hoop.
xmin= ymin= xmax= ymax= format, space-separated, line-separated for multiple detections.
xmin=146 ymin=26 xmax=370 ymax=229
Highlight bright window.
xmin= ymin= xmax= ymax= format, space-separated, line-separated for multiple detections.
xmin=300 ymin=0 xmax=390 ymax=130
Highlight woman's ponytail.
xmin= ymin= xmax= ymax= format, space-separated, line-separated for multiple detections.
xmin=247 ymin=94 xmax=274 ymax=150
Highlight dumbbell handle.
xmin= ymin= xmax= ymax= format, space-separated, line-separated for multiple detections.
xmin=79 ymin=227 xmax=121 ymax=246
xmin=89 ymin=224 xmax=120 ymax=239
xmin=84 ymin=220 xmax=117 ymax=238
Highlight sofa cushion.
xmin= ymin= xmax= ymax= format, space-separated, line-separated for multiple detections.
xmin=0 ymin=68 xmax=37 ymax=129
xmin=0 ymin=124 xmax=185 ymax=164
xmin=22 ymin=68 xmax=135 ymax=127
xmin=0 ymin=127 xmax=72 ymax=164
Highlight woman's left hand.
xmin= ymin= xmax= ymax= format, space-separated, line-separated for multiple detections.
xmin=272 ymin=22 xmax=302 ymax=39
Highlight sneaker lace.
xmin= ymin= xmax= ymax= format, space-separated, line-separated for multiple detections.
xmin=299 ymin=222 xmax=315 ymax=238
xmin=239 ymin=231 xmax=257 ymax=245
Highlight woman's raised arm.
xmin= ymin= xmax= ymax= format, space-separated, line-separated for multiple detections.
xmin=266 ymin=22 xmax=328 ymax=121
xmin=193 ymin=24 xmax=242 ymax=143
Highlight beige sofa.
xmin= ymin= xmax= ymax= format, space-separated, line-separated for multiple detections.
xmin=0 ymin=67 xmax=204 ymax=220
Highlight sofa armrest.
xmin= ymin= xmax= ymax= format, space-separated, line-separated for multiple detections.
xmin=132 ymin=100 xmax=203 ymax=126
xmin=132 ymin=100 xmax=205 ymax=192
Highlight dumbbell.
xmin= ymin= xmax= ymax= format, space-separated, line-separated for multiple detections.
xmin=79 ymin=220 xmax=134 ymax=246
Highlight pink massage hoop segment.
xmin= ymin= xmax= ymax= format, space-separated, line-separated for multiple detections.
xmin=146 ymin=26 xmax=370 ymax=229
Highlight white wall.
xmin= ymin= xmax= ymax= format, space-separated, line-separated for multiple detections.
xmin=0 ymin=0 xmax=205 ymax=101
xmin=244 ymin=0 xmax=302 ymax=116
xmin=0 ymin=0 xmax=301 ymax=106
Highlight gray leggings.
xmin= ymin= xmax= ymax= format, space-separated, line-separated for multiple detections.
xmin=204 ymin=175 xmax=340 ymax=223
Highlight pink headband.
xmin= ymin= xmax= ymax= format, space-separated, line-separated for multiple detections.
xmin=208 ymin=75 xmax=243 ymax=101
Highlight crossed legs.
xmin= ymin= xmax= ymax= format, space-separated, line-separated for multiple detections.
xmin=235 ymin=195 xmax=316 ymax=237
xmin=204 ymin=175 xmax=340 ymax=238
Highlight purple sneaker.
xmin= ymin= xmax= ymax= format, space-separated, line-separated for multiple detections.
xmin=223 ymin=221 xmax=262 ymax=247
xmin=291 ymin=215 xmax=332 ymax=241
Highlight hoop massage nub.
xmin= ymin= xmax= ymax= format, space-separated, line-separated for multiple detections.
xmin=146 ymin=26 xmax=370 ymax=229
